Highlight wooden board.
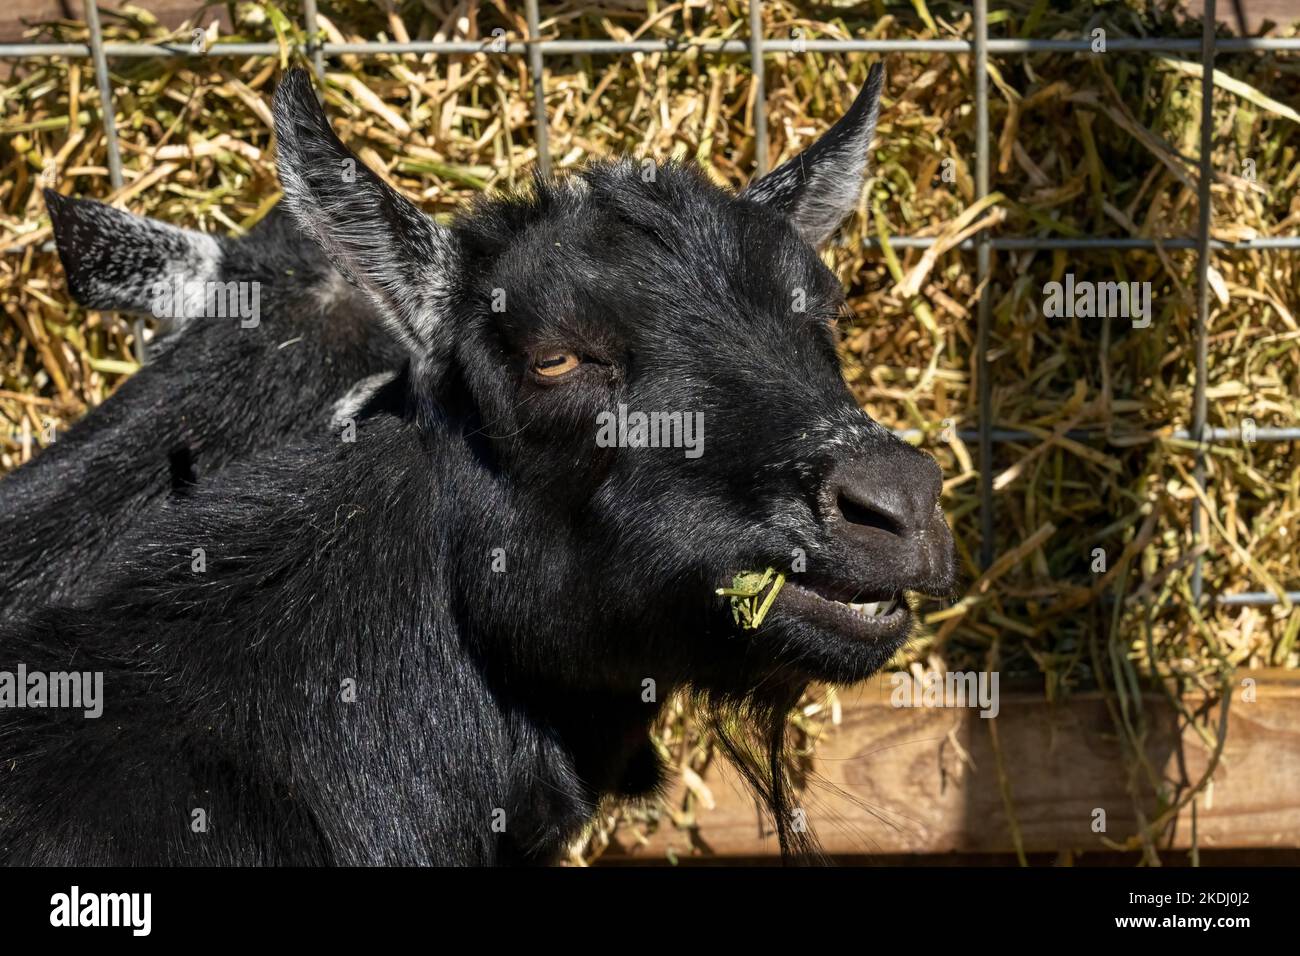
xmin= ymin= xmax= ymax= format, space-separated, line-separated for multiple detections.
xmin=604 ymin=670 xmax=1300 ymax=860
xmin=2 ymin=1 xmax=229 ymax=43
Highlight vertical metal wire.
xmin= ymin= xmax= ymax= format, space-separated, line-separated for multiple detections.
xmin=1191 ymin=0 xmax=1217 ymax=601
xmin=83 ymin=1 xmax=145 ymax=364
xmin=524 ymin=0 xmax=551 ymax=178
xmin=303 ymin=0 xmax=325 ymax=82
xmin=83 ymin=2 xmax=122 ymax=191
xmin=750 ymin=0 xmax=768 ymax=176
xmin=974 ymin=0 xmax=993 ymax=569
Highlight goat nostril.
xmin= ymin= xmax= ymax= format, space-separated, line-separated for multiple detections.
xmin=835 ymin=491 xmax=903 ymax=537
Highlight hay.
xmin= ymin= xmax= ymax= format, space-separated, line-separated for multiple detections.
xmin=1 ymin=1 xmax=1297 ymax=863
xmin=717 ymin=568 xmax=787 ymax=629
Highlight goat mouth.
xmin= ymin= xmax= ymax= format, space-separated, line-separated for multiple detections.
xmin=775 ymin=581 xmax=912 ymax=642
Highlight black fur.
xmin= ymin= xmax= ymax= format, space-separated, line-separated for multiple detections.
xmin=0 ymin=66 xmax=954 ymax=865
xmin=0 ymin=201 xmax=402 ymax=622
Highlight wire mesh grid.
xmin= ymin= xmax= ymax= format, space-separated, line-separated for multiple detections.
xmin=3 ymin=0 xmax=1296 ymax=607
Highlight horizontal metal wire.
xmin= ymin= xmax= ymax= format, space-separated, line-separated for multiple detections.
xmin=1186 ymin=426 xmax=1300 ymax=442
xmin=4 ymin=35 xmax=1300 ymax=58
xmin=871 ymin=235 xmax=1300 ymax=250
xmin=1085 ymin=589 xmax=1295 ymax=606
xmin=1216 ymin=591 xmax=1299 ymax=606
xmin=893 ymin=427 xmax=1300 ymax=444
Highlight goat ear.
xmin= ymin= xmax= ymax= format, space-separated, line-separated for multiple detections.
xmin=44 ymin=190 xmax=225 ymax=316
xmin=742 ymin=62 xmax=885 ymax=248
xmin=272 ymin=68 xmax=457 ymax=357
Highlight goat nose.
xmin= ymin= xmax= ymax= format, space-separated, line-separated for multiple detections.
xmin=823 ymin=450 xmax=942 ymax=538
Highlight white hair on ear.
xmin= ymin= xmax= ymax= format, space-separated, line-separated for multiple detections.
xmin=272 ymin=69 xmax=459 ymax=358
xmin=44 ymin=191 xmax=223 ymax=323
xmin=742 ymin=62 xmax=885 ymax=248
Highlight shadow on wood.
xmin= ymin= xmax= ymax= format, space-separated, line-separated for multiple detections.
xmin=603 ymin=670 xmax=1300 ymax=861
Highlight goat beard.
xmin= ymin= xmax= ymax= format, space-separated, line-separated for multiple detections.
xmin=698 ymin=679 xmax=825 ymax=865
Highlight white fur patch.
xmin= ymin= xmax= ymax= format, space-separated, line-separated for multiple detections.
xmin=330 ymin=371 xmax=398 ymax=426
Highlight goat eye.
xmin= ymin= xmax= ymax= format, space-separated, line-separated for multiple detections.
xmin=532 ymin=351 xmax=581 ymax=378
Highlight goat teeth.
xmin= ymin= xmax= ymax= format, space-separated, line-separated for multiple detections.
xmin=846 ymin=598 xmax=901 ymax=619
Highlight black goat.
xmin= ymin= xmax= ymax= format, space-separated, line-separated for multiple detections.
xmin=0 ymin=198 xmax=401 ymax=622
xmin=0 ymin=64 xmax=954 ymax=865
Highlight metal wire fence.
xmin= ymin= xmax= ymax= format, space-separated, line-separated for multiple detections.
xmin=3 ymin=0 xmax=1296 ymax=607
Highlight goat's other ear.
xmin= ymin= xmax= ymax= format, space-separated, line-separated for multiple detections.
xmin=742 ymin=62 xmax=884 ymax=248
xmin=272 ymin=68 xmax=457 ymax=357
xmin=44 ymin=190 xmax=225 ymax=316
